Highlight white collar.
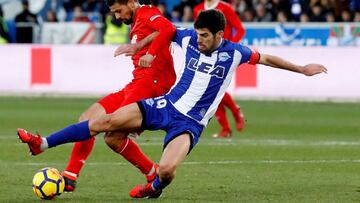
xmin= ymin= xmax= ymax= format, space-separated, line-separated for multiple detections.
xmin=204 ymin=0 xmax=220 ymax=10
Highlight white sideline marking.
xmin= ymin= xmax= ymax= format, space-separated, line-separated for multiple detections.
xmin=4 ymin=159 xmax=360 ymax=166
xmin=8 ymin=138 xmax=360 ymax=147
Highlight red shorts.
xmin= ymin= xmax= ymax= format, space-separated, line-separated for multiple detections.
xmin=98 ymin=77 xmax=170 ymax=114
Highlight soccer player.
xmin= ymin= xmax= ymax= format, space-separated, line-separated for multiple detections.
xmin=18 ymin=10 xmax=327 ymax=198
xmin=60 ymin=0 xmax=176 ymax=192
xmin=194 ymin=0 xmax=246 ymax=138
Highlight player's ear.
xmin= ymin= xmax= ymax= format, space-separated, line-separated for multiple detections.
xmin=216 ymin=30 xmax=224 ymax=40
xmin=128 ymin=0 xmax=136 ymax=8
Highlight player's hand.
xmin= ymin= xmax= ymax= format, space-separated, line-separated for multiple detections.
xmin=302 ymin=64 xmax=328 ymax=76
xmin=114 ymin=44 xmax=138 ymax=57
xmin=139 ymin=54 xmax=155 ymax=68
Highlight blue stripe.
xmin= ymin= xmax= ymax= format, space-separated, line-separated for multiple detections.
xmin=168 ymin=44 xmax=200 ymax=104
xmin=187 ymin=49 xmax=235 ymax=121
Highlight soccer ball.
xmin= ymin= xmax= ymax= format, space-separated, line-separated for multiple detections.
xmin=32 ymin=167 xmax=65 ymax=199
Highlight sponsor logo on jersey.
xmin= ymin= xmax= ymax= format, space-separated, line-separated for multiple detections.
xmin=145 ymin=98 xmax=155 ymax=107
xmin=150 ymin=15 xmax=160 ymax=21
xmin=187 ymin=58 xmax=225 ymax=78
xmin=188 ymin=44 xmax=200 ymax=54
xmin=218 ymin=52 xmax=230 ymax=62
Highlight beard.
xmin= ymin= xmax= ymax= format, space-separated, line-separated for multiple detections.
xmin=123 ymin=19 xmax=133 ymax=25
xmin=122 ymin=10 xmax=134 ymax=25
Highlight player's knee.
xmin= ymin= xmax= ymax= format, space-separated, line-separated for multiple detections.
xmin=91 ymin=114 xmax=115 ymax=131
xmin=78 ymin=113 xmax=87 ymax=122
xmin=158 ymin=163 xmax=177 ymax=182
xmin=104 ymin=132 xmax=127 ymax=152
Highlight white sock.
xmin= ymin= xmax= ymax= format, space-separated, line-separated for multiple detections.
xmin=146 ymin=164 xmax=155 ymax=176
xmin=40 ymin=138 xmax=48 ymax=151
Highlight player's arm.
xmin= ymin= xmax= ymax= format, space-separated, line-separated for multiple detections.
xmin=258 ymin=53 xmax=328 ymax=76
xmin=238 ymin=45 xmax=327 ymax=76
xmin=172 ymin=27 xmax=196 ymax=47
xmin=139 ymin=14 xmax=176 ymax=67
xmin=226 ymin=7 xmax=245 ymax=42
xmin=114 ymin=32 xmax=158 ymax=57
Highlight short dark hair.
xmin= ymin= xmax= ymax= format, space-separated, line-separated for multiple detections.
xmin=194 ymin=9 xmax=226 ymax=35
xmin=104 ymin=0 xmax=129 ymax=7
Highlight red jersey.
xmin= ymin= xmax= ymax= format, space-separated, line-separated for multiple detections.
xmin=193 ymin=1 xmax=245 ymax=42
xmin=130 ymin=5 xmax=176 ymax=88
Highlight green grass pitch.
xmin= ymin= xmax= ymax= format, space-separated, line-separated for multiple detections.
xmin=1 ymin=97 xmax=360 ymax=202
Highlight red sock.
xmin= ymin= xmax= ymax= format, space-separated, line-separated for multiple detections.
xmin=64 ymin=136 xmax=96 ymax=176
xmin=116 ymin=137 xmax=154 ymax=175
xmin=222 ymin=92 xmax=241 ymax=121
xmin=215 ymin=100 xmax=231 ymax=132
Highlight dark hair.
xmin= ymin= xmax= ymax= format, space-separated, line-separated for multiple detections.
xmin=104 ymin=0 xmax=129 ymax=7
xmin=194 ymin=9 xmax=226 ymax=35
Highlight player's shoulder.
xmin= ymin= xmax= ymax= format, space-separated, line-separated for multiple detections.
xmin=221 ymin=40 xmax=247 ymax=52
xmin=138 ymin=5 xmax=161 ymax=17
xmin=138 ymin=5 xmax=160 ymax=12
xmin=176 ymin=27 xmax=196 ymax=37
xmin=193 ymin=3 xmax=204 ymax=11
xmin=217 ymin=1 xmax=233 ymax=10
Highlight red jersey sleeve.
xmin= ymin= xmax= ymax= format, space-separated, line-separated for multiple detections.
xmin=143 ymin=9 xmax=176 ymax=56
xmin=223 ymin=4 xmax=245 ymax=42
xmin=249 ymin=49 xmax=260 ymax=65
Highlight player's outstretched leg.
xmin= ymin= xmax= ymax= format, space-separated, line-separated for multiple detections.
xmin=17 ymin=120 xmax=93 ymax=155
xmin=18 ymin=103 xmax=142 ymax=156
xmin=129 ymin=133 xmax=190 ymax=198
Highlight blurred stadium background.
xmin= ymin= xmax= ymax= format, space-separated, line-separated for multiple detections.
xmin=1 ymin=0 xmax=360 ymax=202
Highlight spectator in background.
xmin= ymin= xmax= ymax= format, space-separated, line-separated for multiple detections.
xmin=300 ymin=13 xmax=309 ymax=22
xmin=0 ymin=5 xmax=10 ymax=44
xmin=46 ymin=10 xmax=58 ymax=22
xmin=182 ymin=5 xmax=193 ymax=22
xmin=325 ymin=11 xmax=335 ymax=22
xmin=290 ymin=0 xmax=302 ymax=21
xmin=341 ymin=9 xmax=353 ymax=22
xmin=254 ymin=3 xmax=272 ymax=21
xmin=232 ymin=0 xmax=249 ymax=14
xmin=171 ymin=6 xmax=182 ymax=22
xmin=72 ymin=5 xmax=91 ymax=22
xmin=103 ymin=14 xmax=128 ymax=44
xmin=277 ymin=10 xmax=288 ymax=23
xmin=241 ymin=7 xmax=255 ymax=21
xmin=157 ymin=2 xmax=172 ymax=20
xmin=82 ymin=0 xmax=102 ymax=13
xmin=270 ymin=0 xmax=290 ymax=21
xmin=354 ymin=11 xmax=360 ymax=22
xmin=15 ymin=0 xmax=38 ymax=43
xmin=309 ymin=3 xmax=326 ymax=21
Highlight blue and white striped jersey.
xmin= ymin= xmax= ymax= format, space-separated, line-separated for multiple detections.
xmin=166 ymin=27 xmax=257 ymax=126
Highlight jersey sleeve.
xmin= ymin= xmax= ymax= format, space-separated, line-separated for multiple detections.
xmin=145 ymin=11 xmax=176 ymax=56
xmin=236 ymin=44 xmax=260 ymax=65
xmin=224 ymin=5 xmax=245 ymax=42
xmin=173 ymin=27 xmax=195 ymax=47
